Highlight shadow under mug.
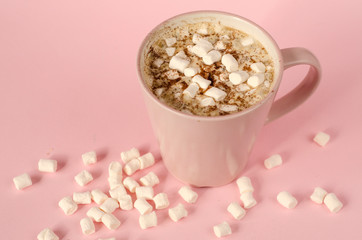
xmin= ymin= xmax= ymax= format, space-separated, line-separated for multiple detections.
xmin=137 ymin=11 xmax=321 ymax=187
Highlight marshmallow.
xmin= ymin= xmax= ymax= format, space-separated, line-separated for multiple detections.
xmin=237 ymin=84 xmax=251 ymax=92
xmin=58 ymin=196 xmax=78 ymax=215
xmin=134 ymin=198 xmax=153 ymax=215
xmin=204 ymin=87 xmax=227 ymax=101
xmin=165 ymin=69 xmax=180 ymax=80
xmin=192 ymin=33 xmax=202 ymax=44
xmin=153 ymin=192 xmax=170 ymax=209
xmin=153 ymin=58 xmax=164 ymax=68
xmin=109 ymin=185 xmax=127 ymax=199
xmin=178 ymin=186 xmax=198 ymax=204
xmin=247 ymin=73 xmax=265 ymax=88
xmin=37 ymin=228 xmax=59 ymax=240
xmin=91 ymin=189 xmax=108 ymax=204
xmin=140 ymin=172 xmax=160 ymax=187
xmin=240 ymin=191 xmax=257 ymax=209
xmin=108 ymin=161 xmax=123 ymax=178
xmin=108 ymin=175 xmax=123 ymax=189
xmin=138 ymin=152 xmax=155 ymax=169
xmin=155 ymin=87 xmax=164 ymax=97
xmin=313 ymin=132 xmax=330 ymax=147
xmin=310 ymin=187 xmax=328 ymax=204
xmin=203 ymin=50 xmax=222 ymax=65
xmin=38 ymin=159 xmax=57 ymax=172
xmin=214 ymin=41 xmax=226 ymax=50
xmin=80 ymin=217 xmax=95 ymax=235
xmin=82 ymin=151 xmax=97 ymax=166
xmin=87 ymin=206 xmax=105 ymax=222
xmin=74 ymin=170 xmax=93 ymax=186
xmin=13 ymin=173 xmax=32 ymax=190
xmin=191 ymin=39 xmax=213 ymax=57
xmin=136 ymin=186 xmax=154 ymax=200
xmin=123 ymin=177 xmax=139 ymax=193
xmin=236 ymin=176 xmax=254 ymax=193
xmin=100 ymin=198 xmax=119 ymax=213
xmin=229 ymin=71 xmax=249 ymax=85
xmin=197 ymin=27 xmax=208 ymax=35
xmin=169 ymin=56 xmax=190 ymax=73
xmin=183 ymin=83 xmax=199 ymax=98
xmin=118 ymin=194 xmax=133 ymax=210
xmin=101 ymin=213 xmax=121 ymax=230
xmin=123 ymin=158 xmax=141 ymax=175
xmin=175 ymin=50 xmax=188 ymax=59
xmin=165 ymin=37 xmax=176 ymax=47
xmin=184 ymin=67 xmax=200 ymax=77
xmin=192 ymin=75 xmax=211 ymax=90
xmin=277 ymin=191 xmax=298 ymax=209
xmin=121 ymin=147 xmax=140 ymax=163
xmin=166 ymin=47 xmax=176 ymax=56
xmin=139 ymin=211 xmax=158 ymax=229
xmin=219 ymin=104 xmax=238 ymax=112
xmin=73 ymin=191 xmax=92 ymax=204
xmin=324 ymin=193 xmax=343 ymax=213
xmin=227 ymin=202 xmax=246 ymax=220
xmin=251 ymin=62 xmax=266 ymax=73
xmin=241 ymin=37 xmax=254 ymax=46
xmin=168 ymin=203 xmax=188 ymax=222
xmin=200 ymin=97 xmax=216 ymax=107
xmin=213 ymin=221 xmax=232 ymax=238
xmin=221 ymin=54 xmax=238 ymax=72
xmin=264 ymin=154 xmax=283 ymax=169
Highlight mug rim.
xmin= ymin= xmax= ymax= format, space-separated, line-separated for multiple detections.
xmin=136 ymin=10 xmax=283 ymax=122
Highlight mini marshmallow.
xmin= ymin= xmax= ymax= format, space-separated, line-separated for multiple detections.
xmin=37 ymin=228 xmax=59 ymax=240
xmin=227 ymin=202 xmax=246 ymax=220
xmin=310 ymin=187 xmax=328 ymax=204
xmin=191 ymin=39 xmax=213 ymax=57
xmin=214 ymin=41 xmax=226 ymax=50
xmin=108 ymin=175 xmax=123 ymax=189
xmin=138 ymin=152 xmax=155 ymax=169
xmin=165 ymin=69 xmax=180 ymax=80
xmin=155 ymin=87 xmax=164 ymax=97
xmin=241 ymin=37 xmax=254 ymax=46
xmin=175 ymin=50 xmax=188 ymax=59
xmin=91 ymin=189 xmax=108 ymax=204
xmin=87 ymin=206 xmax=105 ymax=222
xmin=183 ymin=83 xmax=199 ymax=98
xmin=240 ymin=192 xmax=257 ymax=209
xmin=82 ymin=151 xmax=97 ymax=166
xmin=136 ymin=186 xmax=154 ymax=200
xmin=73 ymin=191 xmax=92 ymax=204
xmin=153 ymin=192 xmax=170 ymax=209
xmin=229 ymin=71 xmax=249 ymax=85
xmin=165 ymin=37 xmax=176 ymax=47
xmin=264 ymin=154 xmax=283 ymax=169
xmin=277 ymin=191 xmax=298 ymax=209
xmin=221 ymin=54 xmax=238 ymax=72
xmin=169 ymin=56 xmax=190 ymax=73
xmin=219 ymin=104 xmax=238 ymax=112
xmin=123 ymin=177 xmax=139 ymax=193
xmin=192 ymin=75 xmax=211 ymax=90
xmin=236 ymin=176 xmax=254 ymax=193
xmin=101 ymin=213 xmax=121 ymax=230
xmin=168 ymin=203 xmax=188 ymax=222
xmin=118 ymin=194 xmax=133 ymax=210
xmin=178 ymin=186 xmax=198 ymax=204
xmin=74 ymin=170 xmax=93 ymax=186
xmin=58 ymin=196 xmax=78 ymax=215
xmin=109 ymin=185 xmax=127 ymax=199
xmin=121 ymin=147 xmax=140 ymax=163
xmin=80 ymin=217 xmax=95 ymax=235
xmin=247 ymin=73 xmax=265 ymax=88
xmin=166 ymin=47 xmax=176 ymax=56
xmin=123 ymin=158 xmax=141 ymax=175
xmin=204 ymin=87 xmax=227 ymax=101
xmin=192 ymin=33 xmax=202 ymax=44
xmin=153 ymin=58 xmax=164 ymax=68
xmin=324 ymin=193 xmax=343 ymax=213
xmin=251 ymin=62 xmax=266 ymax=73
xmin=38 ymin=159 xmax=57 ymax=172
xmin=100 ymin=198 xmax=119 ymax=213
xmin=184 ymin=67 xmax=200 ymax=77
xmin=139 ymin=211 xmax=157 ymax=229
xmin=237 ymin=84 xmax=251 ymax=92
xmin=200 ymin=97 xmax=216 ymax=107
xmin=134 ymin=198 xmax=153 ymax=215
xmin=108 ymin=161 xmax=123 ymax=177
xmin=313 ymin=132 xmax=330 ymax=147
xmin=140 ymin=172 xmax=160 ymax=187
xmin=203 ymin=50 xmax=222 ymax=65
xmin=213 ymin=221 xmax=232 ymax=238
xmin=13 ymin=173 xmax=32 ymax=190
xmin=197 ymin=27 xmax=208 ymax=35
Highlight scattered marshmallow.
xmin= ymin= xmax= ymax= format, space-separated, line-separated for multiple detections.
xmin=37 ymin=228 xmax=59 ymax=240
xmin=236 ymin=176 xmax=254 ymax=194
xmin=313 ymin=132 xmax=330 ymax=147
xmin=165 ymin=37 xmax=176 ymax=47
xmin=192 ymin=33 xmax=202 ymax=44
xmin=38 ymin=159 xmax=58 ymax=172
xmin=214 ymin=41 xmax=226 ymax=50
xmin=140 ymin=172 xmax=160 ymax=187
xmin=74 ymin=170 xmax=93 ymax=186
xmin=134 ymin=198 xmax=153 ymax=215
xmin=240 ymin=191 xmax=257 ymax=209
xmin=108 ymin=175 xmax=123 ymax=190
xmin=241 ymin=37 xmax=254 ymax=46
xmin=123 ymin=158 xmax=141 ymax=175
xmin=136 ymin=186 xmax=154 ymax=200
xmin=227 ymin=202 xmax=246 ymax=220
xmin=310 ymin=187 xmax=328 ymax=204
xmin=219 ymin=104 xmax=238 ymax=112
xmin=221 ymin=54 xmax=238 ymax=72
xmin=109 ymin=185 xmax=127 ymax=199
xmin=165 ymin=69 xmax=180 ymax=80
xmin=80 ymin=217 xmax=95 ymax=235
xmin=123 ymin=177 xmax=139 ymax=193
xmin=121 ymin=147 xmax=140 ymax=164
xmin=192 ymin=75 xmax=211 ymax=90
xmin=203 ymin=50 xmax=222 ymax=65
xmin=87 ymin=206 xmax=105 ymax=222
xmin=178 ymin=186 xmax=198 ymax=204
xmin=264 ymin=154 xmax=283 ymax=169
xmin=247 ymin=73 xmax=265 ymax=88
xmin=58 ymin=196 xmax=78 ymax=215
xmin=251 ymin=62 xmax=266 ymax=73
xmin=229 ymin=71 xmax=249 ymax=85
xmin=100 ymin=198 xmax=119 ymax=213
xmin=175 ymin=50 xmax=188 ymax=59
xmin=153 ymin=193 xmax=170 ymax=209
xmin=324 ymin=193 xmax=343 ymax=213
xmin=169 ymin=56 xmax=190 ymax=73
xmin=118 ymin=194 xmax=133 ymax=210
xmin=108 ymin=161 xmax=123 ymax=178
xmin=191 ymin=39 xmax=213 ymax=57
xmin=155 ymin=87 xmax=164 ymax=97
xmin=204 ymin=87 xmax=227 ymax=101
xmin=13 ymin=173 xmax=32 ymax=190
xmin=184 ymin=67 xmax=200 ymax=77
xmin=200 ymin=97 xmax=216 ymax=107
xmin=197 ymin=27 xmax=208 ymax=35
xmin=82 ymin=151 xmax=97 ymax=166
xmin=91 ymin=189 xmax=108 ymax=204
xmin=139 ymin=211 xmax=158 ymax=229
xmin=213 ymin=221 xmax=232 ymax=238
xmin=166 ymin=47 xmax=176 ymax=56
xmin=183 ymin=83 xmax=199 ymax=98
xmin=101 ymin=213 xmax=121 ymax=230
xmin=138 ymin=152 xmax=155 ymax=169
xmin=277 ymin=191 xmax=298 ymax=209
xmin=73 ymin=191 xmax=92 ymax=204
xmin=168 ymin=203 xmax=188 ymax=222
xmin=153 ymin=58 xmax=164 ymax=68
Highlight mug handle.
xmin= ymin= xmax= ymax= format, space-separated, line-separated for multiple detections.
xmin=265 ymin=47 xmax=322 ymax=124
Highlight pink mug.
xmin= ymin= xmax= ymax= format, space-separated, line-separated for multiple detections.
xmin=137 ymin=11 xmax=321 ymax=187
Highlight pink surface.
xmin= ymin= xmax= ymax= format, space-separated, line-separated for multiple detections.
xmin=1 ymin=0 xmax=361 ymax=239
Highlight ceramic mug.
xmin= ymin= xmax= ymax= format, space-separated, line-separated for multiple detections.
xmin=137 ymin=11 xmax=321 ymax=187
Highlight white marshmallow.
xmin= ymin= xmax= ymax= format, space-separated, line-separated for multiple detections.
xmin=166 ymin=47 xmax=176 ymax=56
xmin=82 ymin=151 xmax=97 ymax=166
xmin=37 ymin=228 xmax=59 ymax=240
xmin=251 ymin=62 xmax=266 ymax=73
xmin=219 ymin=104 xmax=238 ymax=112
xmin=38 ymin=159 xmax=57 ymax=172
xmin=200 ymin=97 xmax=216 ymax=107
xmin=73 ymin=191 xmax=92 ymax=204
xmin=80 ymin=217 xmax=95 ymax=235
xmin=192 ymin=75 xmax=211 ymax=90
xmin=192 ymin=33 xmax=202 ymax=44
xmin=123 ymin=177 xmax=139 ymax=193
xmin=310 ymin=187 xmax=328 ymax=204
xmin=277 ymin=191 xmax=298 ymax=209
xmin=108 ymin=161 xmax=123 ymax=178
xmin=214 ymin=41 xmax=226 ymax=50
xmin=123 ymin=158 xmax=141 ymax=175
xmin=313 ymin=132 xmax=330 ymax=147
xmin=140 ymin=172 xmax=160 ymax=187
xmin=237 ymin=84 xmax=251 ymax=92
xmin=165 ymin=37 xmax=176 ymax=47
xmin=324 ymin=193 xmax=343 ymax=213
xmin=240 ymin=192 xmax=257 ymax=209
xmin=87 ymin=206 xmax=105 ymax=222
xmin=236 ymin=176 xmax=254 ymax=193
xmin=153 ymin=192 xmax=170 ymax=209
xmin=153 ymin=58 xmax=164 ymax=68
xmin=221 ymin=54 xmax=238 ymax=72
xmin=91 ymin=189 xmax=108 ymax=204
xmin=178 ymin=186 xmax=198 ymax=204
xmin=184 ymin=67 xmax=200 ymax=77
xmin=229 ymin=71 xmax=249 ymax=85
xmin=121 ymin=147 xmax=140 ymax=163
xmin=168 ymin=203 xmax=188 ymax=222
xmin=241 ymin=37 xmax=254 ymax=46
xmin=138 ymin=152 xmax=155 ymax=169
xmin=204 ymin=87 xmax=227 ymax=101
xmin=191 ymin=39 xmax=213 ymax=57
xmin=247 ymin=73 xmax=265 ymax=88
xmin=108 ymin=175 xmax=123 ymax=189
xmin=183 ymin=83 xmax=199 ymax=98
xmin=135 ymin=186 xmax=154 ymax=200
xmin=139 ymin=211 xmax=158 ymax=229
xmin=197 ymin=28 xmax=208 ymax=35
xmin=134 ymin=198 xmax=153 ymax=215
xmin=227 ymin=202 xmax=246 ymax=220
xmin=109 ymin=185 xmax=127 ymax=199
xmin=100 ymin=198 xmax=119 ymax=213
xmin=58 ymin=196 xmax=78 ymax=215
xmin=203 ymin=50 xmax=222 ymax=65
xmin=118 ymin=194 xmax=133 ymax=210
xmin=101 ymin=213 xmax=121 ymax=230
xmin=213 ymin=221 xmax=232 ymax=238
xmin=169 ymin=56 xmax=190 ymax=73
xmin=264 ymin=154 xmax=283 ymax=169
xmin=165 ymin=69 xmax=180 ymax=80
xmin=74 ymin=170 xmax=93 ymax=186
xmin=13 ymin=173 xmax=32 ymax=190
xmin=175 ymin=50 xmax=188 ymax=59
xmin=155 ymin=87 xmax=164 ymax=97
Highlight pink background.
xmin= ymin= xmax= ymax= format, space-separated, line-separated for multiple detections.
xmin=1 ymin=0 xmax=362 ymax=239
